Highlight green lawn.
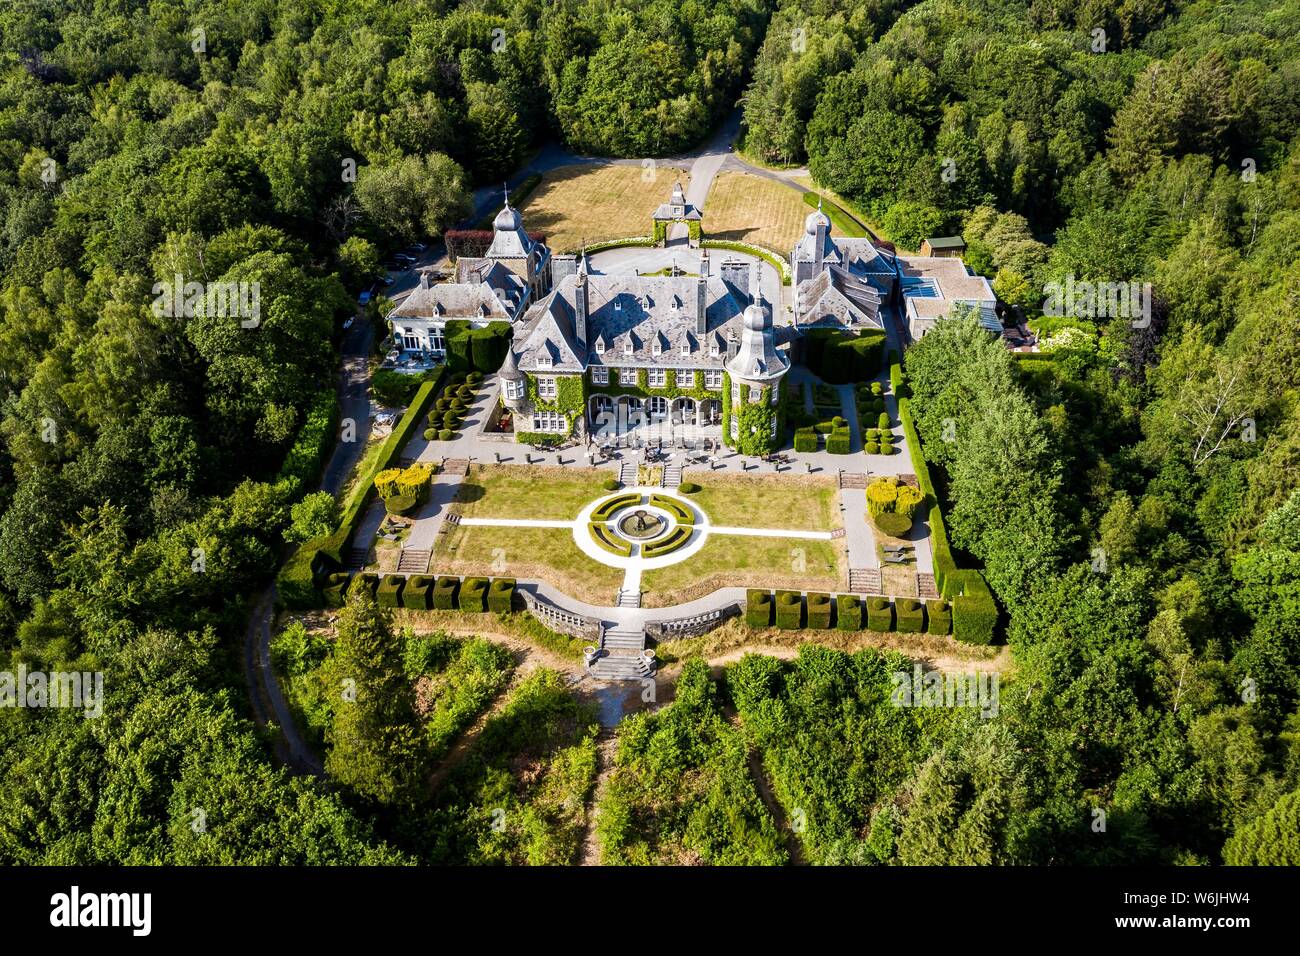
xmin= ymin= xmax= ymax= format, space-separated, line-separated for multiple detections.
xmin=453 ymin=464 xmax=612 ymax=521
xmin=435 ymin=523 xmax=625 ymax=604
xmin=640 ymin=533 xmax=842 ymax=608
xmin=685 ymin=474 xmax=840 ymax=531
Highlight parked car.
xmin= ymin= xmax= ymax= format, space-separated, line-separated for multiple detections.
xmin=384 ymin=259 xmax=409 ymax=272
xmin=404 ymin=242 xmax=427 ymax=254
xmin=392 ymin=252 xmax=417 ymax=264
xmin=380 ymin=273 xmax=395 ymax=286
xmin=357 ymin=290 xmax=371 ymax=306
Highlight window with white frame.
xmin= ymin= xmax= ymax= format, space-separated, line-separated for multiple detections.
xmin=505 ymin=378 xmax=524 ymax=401
xmin=679 ymin=341 xmax=690 ymax=357
xmin=730 ymin=417 xmax=739 ymax=440
xmin=532 ymin=411 xmax=566 ymax=433
xmin=731 ymin=380 xmax=741 ymax=404
xmin=429 ymin=328 xmax=446 ymax=352
xmin=595 ymin=339 xmax=605 ymax=354
xmin=705 ymin=369 xmax=723 ymax=390
xmin=617 ymin=367 xmax=636 ymax=386
xmin=648 ymin=368 xmax=667 ymax=388
xmin=770 ymin=379 xmax=780 ymax=405
xmin=710 ymin=340 xmax=720 ymax=357
xmin=590 ymin=366 xmax=609 ymax=385
xmin=536 ymin=376 xmax=557 ymax=399
xmin=648 ymin=396 xmax=668 ymax=417
xmin=537 ymin=353 xmax=551 ymax=369
xmin=770 ymin=416 xmax=778 ymax=438
xmin=623 ymin=339 xmax=633 ymax=356
xmin=652 ymin=340 xmax=663 ymax=356
xmin=749 ymin=385 xmax=762 ymax=403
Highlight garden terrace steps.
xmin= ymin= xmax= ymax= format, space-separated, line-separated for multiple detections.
xmin=838 ymin=470 xmax=868 ymax=489
xmin=587 ymin=655 xmax=652 ymax=681
xmin=616 ymin=589 xmax=641 ymax=609
xmin=849 ymin=568 xmax=882 ymax=594
xmin=602 ymin=628 xmax=646 ymax=651
xmin=618 ymin=461 xmax=637 ymax=486
xmin=898 ymin=473 xmax=919 ymax=488
xmin=917 ymin=572 xmax=939 ymax=600
xmin=344 ymin=547 xmax=369 ymax=571
xmin=442 ymin=458 xmax=470 ymax=476
xmin=830 ymin=527 xmax=846 ymax=539
xmin=397 ymin=548 xmax=430 ymax=573
xmin=662 ymin=465 xmax=682 ymax=488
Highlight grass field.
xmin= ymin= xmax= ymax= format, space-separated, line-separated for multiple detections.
xmin=451 ymin=464 xmax=611 ymax=521
xmin=791 ymin=175 xmax=895 ymax=248
xmin=701 ymin=171 xmax=809 ymax=255
xmin=640 ymin=534 xmax=843 ymax=608
xmin=518 ymin=164 xmax=691 ymax=253
xmin=435 ymin=523 xmax=626 ymax=604
xmin=685 ymin=473 xmax=840 ymax=531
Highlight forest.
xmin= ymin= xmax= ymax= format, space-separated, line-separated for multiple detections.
xmin=0 ymin=0 xmax=1297 ymax=865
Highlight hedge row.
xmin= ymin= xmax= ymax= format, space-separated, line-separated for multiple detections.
xmin=649 ymin=494 xmax=695 ymax=525
xmin=319 ymin=573 xmax=518 ymax=613
xmin=443 ymin=319 xmax=511 ymax=376
xmin=804 ymin=328 xmax=886 ymax=384
xmin=276 ymin=388 xmax=340 ymax=497
xmin=592 ymin=493 xmax=640 ymax=522
xmin=589 ymin=522 xmax=632 ymax=557
xmin=743 ymin=590 xmax=952 ymax=636
xmin=643 ymin=525 xmax=691 ymax=558
xmin=278 ymin=369 xmax=448 ymax=608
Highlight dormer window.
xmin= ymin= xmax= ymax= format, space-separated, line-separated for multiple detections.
xmin=653 ymin=340 xmax=662 ymax=356
xmin=596 ymin=339 xmax=605 ymax=355
xmin=679 ymin=341 xmax=690 ymax=357
xmin=623 ymin=339 xmax=633 ymax=356
xmin=709 ymin=341 xmax=720 ymax=357
xmin=614 ymin=298 xmax=622 ymax=311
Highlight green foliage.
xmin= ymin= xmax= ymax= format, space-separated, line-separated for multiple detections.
xmin=804 ymin=329 xmax=886 ymax=384
xmin=836 ymin=593 xmax=861 ymax=631
xmin=806 ymin=592 xmax=833 ymax=629
xmin=794 ymin=428 xmax=818 ymax=452
xmin=287 ymin=492 xmax=339 ymax=544
xmin=746 ymin=589 xmax=773 ymax=628
xmin=598 ymin=660 xmax=787 ymax=865
xmin=774 ymin=590 xmax=803 ymax=629
xmin=722 ymin=374 xmax=782 ymax=455
xmin=866 ymin=597 xmax=893 ymax=633
xmin=895 ymin=599 xmax=925 ymax=634
xmin=402 ymin=576 xmax=434 ymax=610
xmin=926 ymin=600 xmax=952 ymax=636
xmin=377 ymin=574 xmax=405 ymax=608
xmin=1223 ymin=789 xmax=1300 ymax=865
xmin=432 ymin=577 xmax=460 ymax=611
xmin=487 ymin=578 xmax=516 ymax=614
xmin=458 ymin=577 xmax=488 ymax=613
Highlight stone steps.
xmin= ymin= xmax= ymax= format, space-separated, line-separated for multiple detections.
xmin=618 ymin=461 xmax=636 ymax=486
xmin=587 ymin=655 xmax=653 ymax=681
xmin=397 ymin=548 xmax=430 ymax=573
xmin=849 ymin=568 xmax=882 ymax=594
xmin=616 ymin=588 xmax=641 ymax=609
xmin=917 ymin=572 xmax=939 ymax=600
xmin=442 ymin=458 xmax=470 ymax=476
xmin=839 ymin=471 xmax=868 ymax=489
xmin=662 ymin=465 xmax=682 ymax=488
xmin=344 ymin=547 xmax=369 ymax=571
xmin=603 ymin=628 xmax=646 ymax=651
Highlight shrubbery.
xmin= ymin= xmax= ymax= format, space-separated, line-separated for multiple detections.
xmin=432 ymin=576 xmax=459 ymax=610
xmin=866 ymin=597 xmax=893 ymax=632
xmin=836 ymin=593 xmax=861 ymax=630
xmin=403 ymin=575 xmax=434 ymax=609
xmin=926 ymin=600 xmax=952 ymax=635
xmin=459 ymin=577 xmax=488 ymax=612
xmin=895 ymin=598 xmax=924 ymax=633
xmin=775 ymin=590 xmax=802 ymax=629
xmin=806 ymin=592 xmax=832 ymax=629
xmin=487 ymin=578 xmax=516 ymax=613
xmin=747 ymin=589 xmax=773 ymax=627
xmin=794 ymin=428 xmax=818 ymax=452
xmin=377 ymin=574 xmax=405 ymax=607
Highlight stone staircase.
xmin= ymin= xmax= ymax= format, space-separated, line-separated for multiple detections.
xmin=616 ymin=588 xmax=641 ymax=608
xmin=344 ymin=547 xmax=369 ymax=571
xmin=838 ymin=471 xmax=869 ymax=489
xmin=898 ymin=473 xmax=919 ymax=488
xmin=662 ymin=464 xmax=682 ymax=488
xmin=848 ymin=568 xmax=882 ymax=594
xmin=397 ymin=548 xmax=430 ymax=574
xmin=442 ymin=458 xmax=470 ymax=476
xmin=587 ymin=627 xmax=654 ymax=682
xmin=917 ymin=572 xmax=939 ymax=600
xmin=618 ymin=461 xmax=637 ymax=486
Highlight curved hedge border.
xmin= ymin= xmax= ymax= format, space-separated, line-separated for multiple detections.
xmin=648 ymin=493 xmax=695 ymax=526
xmin=591 ymin=492 xmax=642 ymax=523
xmin=589 ymin=522 xmax=633 ymax=557
xmin=642 ymin=525 xmax=692 ymax=559
xmin=700 ymin=239 xmax=792 ymax=284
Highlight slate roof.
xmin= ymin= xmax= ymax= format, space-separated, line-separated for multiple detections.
xmin=513 ymin=273 xmax=749 ymax=374
xmin=652 ymin=181 xmax=702 ymax=221
xmin=389 ymin=271 xmax=520 ymax=323
xmin=796 ymin=266 xmax=884 ymax=331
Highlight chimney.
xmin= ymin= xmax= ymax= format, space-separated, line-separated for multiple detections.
xmin=418 ymin=269 xmax=431 ymax=290
xmin=696 ymin=272 xmax=707 ymax=336
xmin=699 ymin=248 xmax=710 ymax=277
xmin=813 ymin=200 xmax=827 ymax=270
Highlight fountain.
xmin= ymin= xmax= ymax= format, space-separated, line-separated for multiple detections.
xmin=617 ymin=508 xmax=667 ymax=540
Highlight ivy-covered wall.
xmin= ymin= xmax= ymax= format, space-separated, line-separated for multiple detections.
xmin=525 ymin=373 xmax=586 ymax=435
xmin=593 ymin=368 xmax=720 ymax=402
xmin=722 ymin=372 xmax=782 ymax=455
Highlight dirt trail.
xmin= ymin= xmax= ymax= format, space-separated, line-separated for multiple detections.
xmin=579 ymin=730 xmax=619 ymax=865
xmin=723 ymin=706 xmax=806 ymax=866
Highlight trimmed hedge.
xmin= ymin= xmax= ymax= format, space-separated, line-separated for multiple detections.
xmin=354 ymin=573 xmax=380 ymax=598
xmin=805 ymin=328 xmax=886 ymax=383
xmin=926 ymin=599 xmax=952 ymax=635
xmin=877 ymin=411 xmax=891 ymax=430
xmin=836 ymin=593 xmax=861 ymax=630
xmin=952 ymin=570 xmax=998 ymax=645
xmin=377 ymin=574 xmax=405 ymax=608
xmin=678 ymin=482 xmax=700 ymax=494
xmin=459 ymin=576 xmax=488 ymax=612
xmin=825 ymin=428 xmax=852 ymax=455
xmin=866 ymin=596 xmax=893 ymax=632
xmin=865 ymin=440 xmax=879 ymax=455
xmin=650 ymin=493 xmax=695 ymax=525
xmin=643 ymin=525 xmax=692 ymax=558
xmin=402 ymin=575 xmax=434 ymax=609
xmin=890 ymin=358 xmax=906 ymax=397
xmin=794 ymin=428 xmax=818 ymax=452
xmin=432 ymin=576 xmax=460 ymax=610
xmin=746 ymin=589 xmax=773 ymax=628
xmin=589 ymin=522 xmax=633 ymax=556
xmin=774 ymin=590 xmax=803 ymax=629
xmin=384 ymin=494 xmax=417 ymax=515
xmin=896 ymin=598 xmax=925 ymax=633
xmin=276 ymin=388 xmax=339 ymax=497
xmin=602 ymin=478 xmax=620 ymax=491
xmin=322 ymin=572 xmax=351 ymax=607
xmin=592 ymin=493 xmax=641 ymax=522
xmin=487 ymin=578 xmax=516 ymax=613
xmin=806 ymin=592 xmax=832 ymax=629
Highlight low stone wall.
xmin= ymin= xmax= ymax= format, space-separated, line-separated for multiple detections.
xmin=521 ymin=589 xmax=602 ymax=642
xmin=645 ymin=602 xmax=740 ymax=640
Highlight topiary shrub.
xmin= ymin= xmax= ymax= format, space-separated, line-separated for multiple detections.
xmin=403 ymin=575 xmax=434 ymax=609
xmin=423 ymin=428 xmax=437 ymax=440
xmin=794 ymin=428 xmax=818 ymax=452
xmin=866 ymin=596 xmax=893 ymax=632
xmin=487 ymin=577 xmax=515 ymax=613
xmin=442 ymin=410 xmax=459 ymax=428
xmin=775 ymin=590 xmax=803 ymax=629
xmin=384 ymin=494 xmax=416 ymax=515
xmin=806 ymin=592 xmax=832 ymax=629
xmin=602 ymin=477 xmax=620 ymax=491
xmin=438 ymin=428 xmax=454 ymax=441
xmin=872 ymin=398 xmax=885 ymax=413
xmin=457 ymin=384 xmax=473 ymax=399
xmin=746 ymin=589 xmax=773 ymax=628
xmin=926 ymin=600 xmax=952 ymax=635
xmin=866 ymin=476 xmax=898 ymax=517
xmin=458 ymin=576 xmax=489 ymax=612
xmin=322 ymin=572 xmax=351 ymax=607
xmin=895 ymin=598 xmax=925 ymax=633
xmin=678 ymin=481 xmax=700 ymax=494
xmin=870 ymin=381 xmax=883 ymax=396
xmin=432 ymin=576 xmax=459 ymax=610
xmin=451 ymin=397 xmax=467 ymax=411
xmin=865 ymin=440 xmax=879 ymax=455
xmin=952 ymin=570 xmax=998 ymax=645
xmin=467 ymin=371 xmax=483 ymax=386
xmin=836 ymin=593 xmax=861 ymax=630
xmin=877 ymin=411 xmax=891 ymax=430
xmin=895 ymin=484 xmax=925 ymax=521
xmin=874 ymin=511 xmax=912 ymax=537
xmin=377 ymin=574 xmax=405 ymax=607
xmin=826 ymin=429 xmax=851 ymax=454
